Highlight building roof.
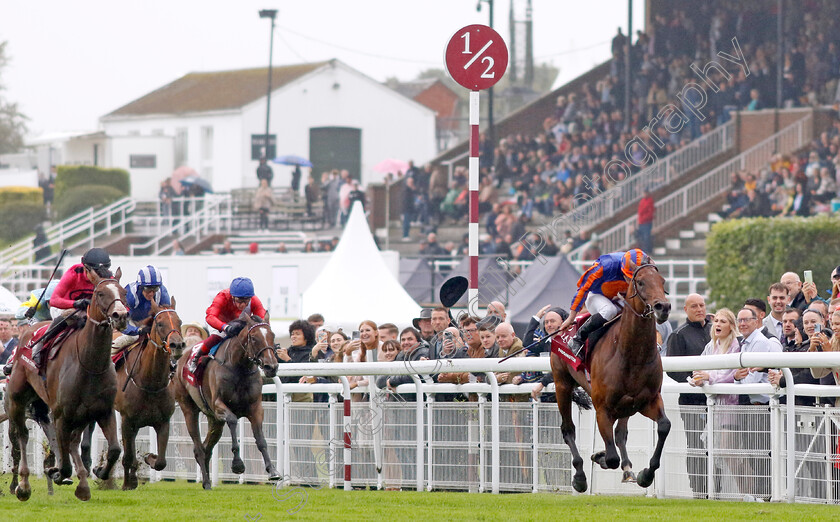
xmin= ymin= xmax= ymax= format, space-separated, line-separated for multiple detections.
xmin=105 ymin=61 xmax=331 ymax=117
xmin=392 ymin=78 xmax=438 ymax=100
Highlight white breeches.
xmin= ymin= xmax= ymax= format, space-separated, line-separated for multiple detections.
xmin=584 ymin=293 xmax=620 ymax=320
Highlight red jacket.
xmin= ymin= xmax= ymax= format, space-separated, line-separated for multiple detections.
xmin=637 ymin=196 xmax=655 ymax=225
xmin=205 ymin=289 xmax=266 ymax=332
xmin=50 ymin=263 xmax=94 ymax=310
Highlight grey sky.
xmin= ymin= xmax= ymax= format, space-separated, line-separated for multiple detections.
xmin=0 ymin=0 xmax=644 ymax=135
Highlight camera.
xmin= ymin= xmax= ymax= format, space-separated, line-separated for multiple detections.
xmin=351 ymin=330 xmax=360 ymax=341
xmin=814 ymin=323 xmax=822 ymax=334
xmin=444 ymin=331 xmax=454 ymax=342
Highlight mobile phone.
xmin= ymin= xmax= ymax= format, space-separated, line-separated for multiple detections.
xmin=804 ymin=270 xmax=813 ymax=284
xmin=352 ymin=330 xmax=360 ymax=341
xmin=815 ymin=323 xmax=822 ymax=333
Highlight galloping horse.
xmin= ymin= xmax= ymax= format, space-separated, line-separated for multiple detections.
xmin=5 ymin=270 xmax=128 ymax=501
xmin=114 ymin=300 xmax=186 ymax=490
xmin=551 ymin=263 xmax=671 ymax=492
xmin=172 ymin=312 xmax=280 ymax=489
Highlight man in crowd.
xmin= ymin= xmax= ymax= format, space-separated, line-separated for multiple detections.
xmin=764 ymin=283 xmax=789 ymax=339
xmin=744 ymin=298 xmax=783 ymax=349
xmin=665 ymin=293 xmax=711 ymax=499
xmin=430 ymin=307 xmax=450 ymax=358
xmin=734 ymin=307 xmax=781 ymax=501
xmin=307 ymin=314 xmax=324 ymax=330
xmin=780 ymin=307 xmax=803 ymax=350
xmin=781 ymin=272 xmax=816 ymax=311
xmin=412 ymin=308 xmax=434 ymax=342
xmin=378 ymin=323 xmax=399 ymax=343
xmin=0 ymin=318 xmax=18 ymax=365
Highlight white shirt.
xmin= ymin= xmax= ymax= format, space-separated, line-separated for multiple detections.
xmin=736 ymin=328 xmax=782 ymax=404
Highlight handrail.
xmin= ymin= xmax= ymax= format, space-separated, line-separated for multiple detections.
xmin=129 ymin=194 xmax=231 ymax=256
xmin=567 ymin=114 xmax=813 ymax=260
xmin=0 ymin=196 xmax=136 ymax=267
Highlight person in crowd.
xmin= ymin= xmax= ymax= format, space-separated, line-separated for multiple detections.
xmin=378 ymin=323 xmax=399 ymax=343
xmin=188 ymin=277 xmax=266 ymax=373
xmin=430 ymin=307 xmax=451 ymax=358
xmin=401 ymin=176 xmax=417 ymax=241
xmin=478 ymin=323 xmax=499 ymax=359
xmin=779 ymin=307 xmax=804 ymax=350
xmin=254 ymin=178 xmax=274 ymax=231
xmin=689 ymin=308 xmax=741 ymax=497
xmin=310 ymin=327 xmax=332 ymax=362
xmin=276 ymin=319 xmax=316 ymax=403
xmin=733 ymin=306 xmax=782 ymax=501
xmin=768 ymin=308 xmax=824 ymax=404
xmin=218 ymin=239 xmax=234 ymax=255
xmin=765 ymin=283 xmax=790 ymax=339
xmin=170 ymin=239 xmax=186 ymax=255
xmin=636 ymin=187 xmax=654 ymax=253
xmin=525 ymin=307 xmax=569 ymax=399
xmin=810 ymin=309 xmax=840 ymax=400
xmin=781 ymin=272 xmax=817 ymax=311
xmin=113 ymin=265 xmax=172 ymax=352
xmin=0 ymin=319 xmax=18 ymax=366
xmin=307 ymin=314 xmax=325 ymax=330
xmin=256 ymin=156 xmax=273 ymax=186
xmin=493 ymin=322 xmax=524 ymax=385
xmin=412 ymin=308 xmax=434 ymax=342
xmin=181 ymin=322 xmax=208 ymax=348
xmin=304 ymin=174 xmax=319 ymax=217
xmin=666 ymin=293 xmax=711 ymax=499
xmin=743 ymin=298 xmax=783 ymax=348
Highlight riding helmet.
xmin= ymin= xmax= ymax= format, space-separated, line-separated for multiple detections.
xmin=620 ymin=248 xmax=651 ymax=279
xmin=137 ymin=265 xmax=163 ymax=287
xmin=229 ymin=277 xmax=255 ymax=298
xmin=81 ymin=247 xmax=111 ymax=270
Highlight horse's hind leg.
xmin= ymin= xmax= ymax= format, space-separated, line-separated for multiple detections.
xmin=594 ymin=408 xmax=620 ymax=470
xmin=555 ymin=373 xmax=587 ymax=493
xmin=8 ymin=419 xmax=20 ymax=495
xmin=615 ymin=417 xmax=636 ymax=483
xmin=8 ymin=406 xmax=30 ymax=500
xmin=145 ymin=421 xmax=170 ymax=472
xmin=248 ymin=406 xmax=280 ymax=480
xmin=93 ymin=411 xmax=121 ymax=481
xmin=203 ymin=418 xmax=225 ymax=479
xmin=80 ymin=421 xmax=95 ymax=473
xmin=636 ymin=396 xmax=671 ymax=489
xmin=68 ymin=429 xmax=91 ymax=501
xmin=181 ymin=402 xmax=211 ymax=489
xmin=121 ymin=418 xmax=139 ymax=490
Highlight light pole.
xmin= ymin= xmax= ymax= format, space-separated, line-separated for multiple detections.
xmin=259 ymin=9 xmax=278 ymax=160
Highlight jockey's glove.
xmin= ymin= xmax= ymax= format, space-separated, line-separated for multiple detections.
xmin=73 ymin=298 xmax=91 ymax=311
xmin=137 ymin=325 xmax=151 ymax=336
xmin=224 ymin=321 xmax=245 ymax=337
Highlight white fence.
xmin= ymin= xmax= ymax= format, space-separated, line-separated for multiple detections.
xmin=567 ymin=114 xmax=813 ymax=261
xmin=4 ymin=353 xmax=840 ymax=503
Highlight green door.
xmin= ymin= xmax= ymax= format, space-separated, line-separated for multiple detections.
xmin=309 ymin=127 xmax=362 ymax=181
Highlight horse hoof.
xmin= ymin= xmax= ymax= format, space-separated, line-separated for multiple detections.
xmin=231 ymin=459 xmax=245 ymax=474
xmin=637 ymin=469 xmax=653 ymax=488
xmin=75 ymin=484 xmax=91 ymax=501
xmin=93 ymin=466 xmax=107 ymax=480
xmin=144 ymin=453 xmax=157 ymax=466
xmin=15 ymin=485 xmax=31 ymax=502
xmin=268 ymin=471 xmax=281 ymax=481
xmin=572 ymin=477 xmax=588 ymax=493
xmin=9 ymin=480 xmax=17 ymax=495
xmin=622 ymin=470 xmax=637 ymax=483
xmin=202 ymin=482 xmax=212 ymax=490
xmin=590 ymin=450 xmax=605 ymax=463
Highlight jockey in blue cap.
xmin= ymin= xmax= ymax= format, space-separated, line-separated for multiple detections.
xmin=112 ymin=265 xmax=171 ymax=352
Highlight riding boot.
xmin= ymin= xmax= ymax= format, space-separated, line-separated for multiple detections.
xmin=31 ymin=315 xmax=67 ymax=368
xmin=188 ymin=334 xmax=222 ymax=373
xmin=568 ymin=313 xmax=609 ymax=358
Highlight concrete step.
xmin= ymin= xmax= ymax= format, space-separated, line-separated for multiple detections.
xmin=665 ymin=238 xmax=681 ymax=250
xmin=678 ymin=230 xmax=696 ymax=239
xmin=693 ymin=221 xmax=711 ymax=233
xmin=707 ymin=212 xmax=723 ymax=223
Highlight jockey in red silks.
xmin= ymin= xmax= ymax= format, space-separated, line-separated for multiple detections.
xmin=3 ymin=247 xmax=112 ymax=374
xmin=187 ymin=277 xmax=267 ymax=372
xmin=560 ymin=248 xmax=652 ymax=357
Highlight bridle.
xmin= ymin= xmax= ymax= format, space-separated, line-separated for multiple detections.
xmin=85 ymin=278 xmax=127 ymax=327
xmin=147 ymin=309 xmax=181 ymax=354
xmin=623 ymin=263 xmax=662 ymax=319
xmin=222 ymin=322 xmax=277 ymax=370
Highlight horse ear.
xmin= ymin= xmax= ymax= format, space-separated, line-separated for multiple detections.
xmin=263 ymin=311 xmax=270 ymax=324
xmin=115 ymin=267 xmax=122 ymax=282
xmin=170 ymin=296 xmax=176 ymax=309
xmin=239 ymin=311 xmax=249 ymax=322
xmin=150 ymin=300 xmax=160 ymax=314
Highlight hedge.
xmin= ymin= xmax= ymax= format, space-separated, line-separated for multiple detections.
xmin=706 ymin=215 xmax=840 ymax=310
xmin=55 ymin=166 xmax=130 ymax=202
xmin=54 ymin=185 xmax=125 ymax=221
xmin=0 ymin=201 xmax=45 ymax=245
xmin=0 ymin=186 xmax=42 ymax=207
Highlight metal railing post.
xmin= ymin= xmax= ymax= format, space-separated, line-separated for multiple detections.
xmin=487 ymin=372 xmax=500 ymax=494
xmin=410 ymin=375 xmax=425 ymax=492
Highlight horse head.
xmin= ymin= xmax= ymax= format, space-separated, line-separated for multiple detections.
xmin=234 ymin=311 xmax=277 ymax=378
xmin=89 ymin=268 xmax=129 ymax=331
xmin=627 ymin=263 xmax=671 ymax=324
xmin=149 ymin=298 xmax=186 ymax=361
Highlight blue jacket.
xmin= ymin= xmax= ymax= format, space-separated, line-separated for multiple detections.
xmin=570 ymin=252 xmax=629 ymax=312
xmin=123 ymin=282 xmax=171 ymax=335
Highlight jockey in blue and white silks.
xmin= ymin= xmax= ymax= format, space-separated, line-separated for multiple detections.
xmin=112 ymin=265 xmax=171 ymax=351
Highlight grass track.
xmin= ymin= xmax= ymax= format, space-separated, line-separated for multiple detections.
xmin=0 ymin=476 xmax=836 ymax=521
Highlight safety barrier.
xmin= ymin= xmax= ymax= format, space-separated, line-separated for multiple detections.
xmin=2 ymin=352 xmax=840 ymax=503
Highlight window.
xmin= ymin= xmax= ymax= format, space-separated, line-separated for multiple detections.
xmin=174 ymin=128 xmax=188 ymax=167
xmin=201 ymin=126 xmax=214 ymax=161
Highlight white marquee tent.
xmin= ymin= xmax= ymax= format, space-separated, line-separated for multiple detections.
xmin=301 ymin=202 xmax=421 ymax=330
xmin=0 ymin=285 xmax=22 ymax=315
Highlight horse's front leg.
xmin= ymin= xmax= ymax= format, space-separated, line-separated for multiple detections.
xmin=80 ymin=421 xmax=95 ymax=474
xmin=554 ymin=370 xmax=587 ymax=493
xmin=216 ymin=401 xmax=244 ymax=474
xmin=93 ymin=411 xmax=121 ymax=481
xmin=615 ymin=417 xmax=636 ymax=482
xmin=121 ymin=417 xmax=139 ymax=490
xmin=594 ymin=408 xmax=620 ymax=470
xmin=9 ymin=406 xmax=31 ymax=501
xmin=247 ymin=404 xmax=280 ymax=480
xmin=144 ymin=421 xmax=170 ymax=472
xmin=636 ymin=396 xmax=671 ymax=488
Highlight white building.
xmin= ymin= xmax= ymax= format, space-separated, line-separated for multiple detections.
xmin=98 ymin=59 xmax=437 ymax=199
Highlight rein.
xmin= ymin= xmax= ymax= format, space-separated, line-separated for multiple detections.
xmin=214 ymin=322 xmax=275 ymax=372
xmin=622 ymin=264 xmax=660 ymax=319
xmin=147 ymin=309 xmax=180 ymax=354
xmin=124 ymin=309 xmax=181 ymax=394
xmin=76 ymin=278 xmax=125 ymax=375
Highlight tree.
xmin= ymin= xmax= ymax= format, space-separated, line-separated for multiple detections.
xmin=0 ymin=41 xmax=27 ymax=154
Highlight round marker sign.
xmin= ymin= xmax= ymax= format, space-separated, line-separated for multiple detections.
xmin=445 ymin=24 xmax=509 ymax=91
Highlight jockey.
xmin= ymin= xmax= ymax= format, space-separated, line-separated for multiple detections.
xmin=15 ymin=281 xmax=59 ymax=323
xmin=3 ymin=247 xmax=111 ymax=374
xmin=561 ymin=248 xmax=652 ymax=357
xmin=112 ymin=265 xmax=171 ymax=352
xmin=187 ymin=277 xmax=266 ymax=373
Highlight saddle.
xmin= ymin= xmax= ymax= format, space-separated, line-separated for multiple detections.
xmin=551 ymin=313 xmax=621 ymax=374
xmin=17 ymin=324 xmax=73 ymax=374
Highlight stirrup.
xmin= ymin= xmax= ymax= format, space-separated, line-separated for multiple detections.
xmin=2 ymin=362 xmax=12 ymax=376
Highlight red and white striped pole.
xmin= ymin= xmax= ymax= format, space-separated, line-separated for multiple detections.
xmin=343 ymin=396 xmax=352 ymax=490
xmin=468 ymin=90 xmax=480 ymax=312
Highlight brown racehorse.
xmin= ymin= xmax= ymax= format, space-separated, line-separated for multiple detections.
xmin=4 ymin=270 xmax=128 ymax=501
xmin=172 ymin=312 xmax=280 ymax=489
xmin=551 ymin=263 xmax=671 ymax=492
xmin=114 ymin=300 xmax=186 ymax=490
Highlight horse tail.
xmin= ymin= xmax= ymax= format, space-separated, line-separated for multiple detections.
xmin=571 ymin=386 xmax=592 ymax=410
xmin=27 ymin=399 xmax=51 ymax=425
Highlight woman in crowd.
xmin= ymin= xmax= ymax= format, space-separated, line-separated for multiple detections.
xmin=689 ymin=308 xmax=741 ymax=497
xmin=254 ymin=178 xmax=274 ymax=231
xmin=478 ymin=323 xmax=500 ymax=358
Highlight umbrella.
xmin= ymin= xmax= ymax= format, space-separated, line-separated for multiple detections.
xmin=373 ymin=158 xmax=409 ymax=174
xmin=171 ymin=165 xmax=198 ymax=194
xmin=179 ymin=176 xmax=213 ymax=194
xmin=273 ymin=155 xmax=313 ymax=167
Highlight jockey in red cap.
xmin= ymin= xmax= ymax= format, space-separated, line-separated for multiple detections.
xmin=560 ymin=249 xmax=652 ymax=357
xmin=187 ymin=277 xmax=267 ymax=373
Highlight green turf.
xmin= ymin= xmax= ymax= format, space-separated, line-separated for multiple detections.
xmin=0 ymin=476 xmax=836 ymax=521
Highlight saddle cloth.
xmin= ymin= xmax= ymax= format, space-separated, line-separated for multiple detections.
xmin=551 ymin=313 xmax=589 ymax=373
xmin=17 ymin=324 xmax=72 ymax=373
xmin=182 ymin=340 xmax=222 ymax=387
